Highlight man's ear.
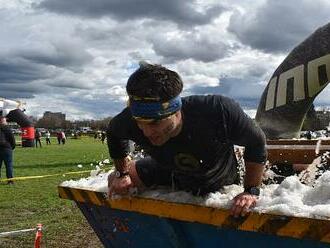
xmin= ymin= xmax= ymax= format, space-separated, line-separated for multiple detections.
xmin=175 ymin=110 xmax=182 ymax=121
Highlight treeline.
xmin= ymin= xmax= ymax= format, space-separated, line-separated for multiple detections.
xmin=35 ymin=117 xmax=112 ymax=131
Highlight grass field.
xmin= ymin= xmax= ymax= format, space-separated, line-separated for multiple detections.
xmin=0 ymin=136 xmax=111 ymax=248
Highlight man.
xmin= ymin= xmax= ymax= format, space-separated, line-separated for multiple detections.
xmin=57 ymin=131 xmax=62 ymax=145
xmin=35 ymin=129 xmax=42 ymax=148
xmin=0 ymin=115 xmax=16 ymax=184
xmin=45 ymin=131 xmax=51 ymax=145
xmin=107 ymin=63 xmax=267 ymax=217
xmin=61 ymin=131 xmax=66 ymax=145
xmin=101 ymin=131 xmax=106 ymax=144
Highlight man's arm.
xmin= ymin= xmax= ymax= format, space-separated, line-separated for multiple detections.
xmin=108 ymin=159 xmax=145 ymax=196
xmin=243 ymin=161 xmax=265 ymax=189
xmin=106 ymin=109 xmax=145 ymax=196
xmin=230 ymin=162 xmax=264 ymax=217
xmin=221 ymin=96 xmax=267 ymax=164
xmin=106 ymin=109 xmax=136 ymax=170
xmin=113 ymin=156 xmax=131 ymax=174
xmin=220 ymin=97 xmax=267 ymax=216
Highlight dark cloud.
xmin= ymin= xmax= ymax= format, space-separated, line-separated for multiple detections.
xmin=0 ymin=57 xmax=53 ymax=84
xmin=188 ymin=77 xmax=264 ymax=108
xmin=151 ymin=35 xmax=229 ymax=63
xmin=16 ymin=42 xmax=93 ymax=72
xmin=37 ymin=0 xmax=225 ymax=26
xmin=228 ymin=1 xmax=330 ymax=53
xmin=47 ymin=79 xmax=93 ymax=89
xmin=128 ymin=51 xmax=144 ymax=61
xmin=0 ymin=43 xmax=93 ymax=100
xmin=74 ymin=24 xmax=142 ymax=50
xmin=0 ymin=82 xmax=44 ymax=99
xmin=0 ymin=90 xmax=35 ymax=99
xmin=67 ymin=95 xmax=126 ymax=118
xmin=75 ymin=26 xmax=113 ymax=43
xmin=106 ymin=60 xmax=117 ymax=65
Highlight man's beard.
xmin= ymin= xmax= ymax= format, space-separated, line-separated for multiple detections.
xmin=149 ymin=122 xmax=176 ymax=146
xmin=164 ymin=122 xmax=175 ymax=136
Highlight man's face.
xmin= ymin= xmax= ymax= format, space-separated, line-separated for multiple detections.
xmin=136 ymin=111 xmax=182 ymax=146
xmin=0 ymin=117 xmax=6 ymax=125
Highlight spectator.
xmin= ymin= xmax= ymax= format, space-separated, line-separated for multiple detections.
xmin=57 ymin=132 xmax=62 ymax=145
xmin=45 ymin=131 xmax=51 ymax=145
xmin=35 ymin=129 xmax=42 ymax=148
xmin=101 ymin=131 xmax=106 ymax=144
xmin=61 ymin=131 xmax=66 ymax=145
xmin=0 ymin=116 xmax=15 ymax=184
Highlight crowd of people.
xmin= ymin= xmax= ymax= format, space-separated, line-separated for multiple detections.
xmin=0 ymin=127 xmax=102 ymax=185
xmin=33 ymin=130 xmax=67 ymax=147
xmin=32 ymin=129 xmax=106 ymax=148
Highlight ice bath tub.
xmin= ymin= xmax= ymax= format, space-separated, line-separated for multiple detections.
xmin=58 ymin=186 xmax=330 ymax=248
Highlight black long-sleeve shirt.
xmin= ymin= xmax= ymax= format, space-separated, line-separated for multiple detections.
xmin=107 ymin=95 xmax=267 ymax=193
xmin=0 ymin=125 xmax=16 ymax=150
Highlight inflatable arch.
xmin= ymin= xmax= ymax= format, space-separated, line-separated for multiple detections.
xmin=0 ymin=98 xmax=35 ymax=147
xmin=256 ymin=23 xmax=330 ymax=139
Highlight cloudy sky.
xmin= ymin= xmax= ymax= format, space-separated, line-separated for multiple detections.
xmin=1 ymin=0 xmax=330 ymax=120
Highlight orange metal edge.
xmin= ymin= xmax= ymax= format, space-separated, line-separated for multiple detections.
xmin=267 ymin=139 xmax=330 ymax=145
xmin=267 ymin=149 xmax=318 ymax=164
xmin=266 ymin=145 xmax=330 ymax=164
xmin=58 ymin=185 xmax=330 ymax=243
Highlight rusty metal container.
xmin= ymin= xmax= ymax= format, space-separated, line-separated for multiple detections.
xmin=59 ymin=186 xmax=330 ymax=248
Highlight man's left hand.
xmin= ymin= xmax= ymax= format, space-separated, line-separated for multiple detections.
xmin=230 ymin=192 xmax=257 ymax=217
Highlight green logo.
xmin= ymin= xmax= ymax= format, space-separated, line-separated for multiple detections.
xmin=174 ymin=153 xmax=200 ymax=171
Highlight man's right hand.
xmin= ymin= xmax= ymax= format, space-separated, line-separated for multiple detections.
xmin=108 ymin=172 xmax=134 ymax=196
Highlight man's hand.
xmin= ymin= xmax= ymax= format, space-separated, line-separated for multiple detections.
xmin=108 ymin=172 xmax=134 ymax=197
xmin=230 ymin=192 xmax=257 ymax=217
xmin=231 ymin=161 xmax=263 ymax=217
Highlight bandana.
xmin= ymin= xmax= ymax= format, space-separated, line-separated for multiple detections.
xmin=129 ymin=95 xmax=182 ymax=121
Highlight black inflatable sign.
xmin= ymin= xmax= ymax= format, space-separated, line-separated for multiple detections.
xmin=256 ymin=23 xmax=330 ymax=139
xmin=6 ymin=109 xmax=35 ymax=147
xmin=0 ymin=99 xmax=35 ymax=147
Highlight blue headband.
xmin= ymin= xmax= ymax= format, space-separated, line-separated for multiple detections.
xmin=129 ymin=95 xmax=182 ymax=121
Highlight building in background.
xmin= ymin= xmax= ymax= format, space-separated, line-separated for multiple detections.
xmin=36 ymin=111 xmax=66 ymax=129
xmin=315 ymin=110 xmax=330 ymax=130
xmin=302 ymin=106 xmax=330 ymax=131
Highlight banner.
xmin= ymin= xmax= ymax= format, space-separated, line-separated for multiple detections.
xmin=256 ymin=23 xmax=330 ymax=139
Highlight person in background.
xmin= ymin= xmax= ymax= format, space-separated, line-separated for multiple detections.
xmin=35 ymin=129 xmax=42 ymax=148
xmin=61 ymin=131 xmax=66 ymax=145
xmin=45 ymin=131 xmax=51 ymax=145
xmin=101 ymin=131 xmax=106 ymax=144
xmin=57 ymin=131 xmax=62 ymax=145
xmin=107 ymin=63 xmax=267 ymax=217
xmin=0 ymin=116 xmax=16 ymax=184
